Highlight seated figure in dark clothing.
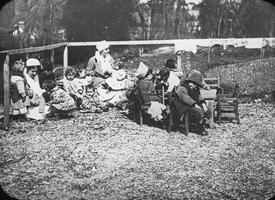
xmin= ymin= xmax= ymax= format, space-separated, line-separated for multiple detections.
xmin=172 ymin=70 xmax=211 ymax=135
xmin=134 ymin=62 xmax=166 ymax=121
xmin=39 ymin=59 xmax=55 ymax=102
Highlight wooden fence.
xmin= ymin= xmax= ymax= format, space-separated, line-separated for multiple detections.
xmin=1 ymin=38 xmax=274 ymax=130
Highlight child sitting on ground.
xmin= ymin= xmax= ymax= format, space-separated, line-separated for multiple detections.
xmin=135 ymin=62 xmax=166 ymax=121
xmin=10 ymin=60 xmax=31 ymax=120
xmin=43 ymin=80 xmax=76 ymax=117
xmin=63 ymin=66 xmax=85 ymax=107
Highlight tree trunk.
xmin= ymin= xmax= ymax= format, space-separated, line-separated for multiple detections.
xmin=270 ymin=20 xmax=274 ymax=37
xmin=173 ymin=0 xmax=184 ymax=39
xmin=147 ymin=9 xmax=153 ymax=40
xmin=173 ymin=0 xmax=178 ymax=38
xmin=160 ymin=1 xmax=168 ymax=39
xmin=136 ymin=5 xmax=146 ymax=40
xmin=217 ymin=12 xmax=224 ymax=38
xmin=50 ymin=0 xmax=54 ymax=44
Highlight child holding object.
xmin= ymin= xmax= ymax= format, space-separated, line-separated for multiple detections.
xmin=63 ymin=66 xmax=85 ymax=107
xmin=172 ymin=69 xmax=211 ymax=135
xmin=43 ymin=80 xmax=76 ymax=117
xmin=164 ymin=58 xmax=183 ymax=92
xmin=24 ymin=58 xmax=49 ymax=120
xmin=135 ymin=62 xmax=166 ymax=121
xmin=10 ymin=60 xmax=30 ymax=119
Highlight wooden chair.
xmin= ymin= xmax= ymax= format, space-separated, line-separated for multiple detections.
xmin=216 ymin=83 xmax=241 ymax=124
xmin=201 ymin=77 xmax=222 ymax=128
xmin=203 ymin=77 xmax=222 ymax=94
xmin=133 ymin=84 xmax=173 ymax=133
xmin=157 ymin=85 xmax=189 ymax=134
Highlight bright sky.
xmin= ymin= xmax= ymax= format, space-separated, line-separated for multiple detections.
xmin=185 ymin=0 xmax=202 ymax=4
xmin=139 ymin=0 xmax=202 ymax=4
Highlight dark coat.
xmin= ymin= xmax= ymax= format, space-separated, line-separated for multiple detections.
xmin=172 ymin=80 xmax=206 ymax=118
xmin=136 ymin=78 xmax=160 ymax=107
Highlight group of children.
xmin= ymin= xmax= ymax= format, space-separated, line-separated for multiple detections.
xmin=10 ymin=57 xmax=134 ymax=121
xmin=132 ymin=59 xmax=211 ymax=135
xmin=10 ymin=59 xmax=78 ymax=120
xmin=10 ymin=55 xmax=211 ymax=135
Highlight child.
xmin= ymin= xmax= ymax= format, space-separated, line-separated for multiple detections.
xmin=63 ymin=66 xmax=84 ymax=107
xmin=43 ymin=80 xmax=76 ymax=117
xmin=39 ymin=59 xmax=55 ymax=102
xmin=172 ymin=70 xmax=211 ymax=135
xmin=163 ymin=58 xmax=183 ymax=92
xmin=135 ymin=62 xmax=166 ymax=121
xmin=39 ymin=59 xmax=55 ymax=86
xmin=10 ymin=60 xmax=30 ymax=119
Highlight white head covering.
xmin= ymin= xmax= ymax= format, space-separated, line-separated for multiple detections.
xmin=167 ymin=71 xmax=181 ymax=92
xmin=135 ymin=62 xmax=149 ymax=78
xmin=96 ymin=40 xmax=110 ymax=52
xmin=26 ymin=58 xmax=41 ymax=67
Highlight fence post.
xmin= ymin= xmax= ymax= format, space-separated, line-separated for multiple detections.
xmin=176 ymin=51 xmax=182 ymax=69
xmin=3 ymin=54 xmax=10 ymax=130
xmin=186 ymin=52 xmax=191 ymax=74
xmin=207 ymin=46 xmax=211 ymax=63
xmin=138 ymin=47 xmax=143 ymax=56
xmin=63 ymin=45 xmax=68 ymax=68
xmin=51 ymin=49 xmax=55 ymax=66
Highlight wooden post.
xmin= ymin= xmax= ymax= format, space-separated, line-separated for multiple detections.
xmin=26 ymin=53 xmax=29 ymax=60
xmin=63 ymin=45 xmax=68 ymax=68
xmin=51 ymin=49 xmax=55 ymax=66
xmin=3 ymin=54 xmax=10 ymax=130
xmin=207 ymin=46 xmax=211 ymax=63
xmin=186 ymin=52 xmax=191 ymax=74
xmin=177 ymin=52 xmax=182 ymax=71
xmin=138 ymin=47 xmax=143 ymax=56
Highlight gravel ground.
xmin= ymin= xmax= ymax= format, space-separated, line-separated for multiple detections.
xmin=0 ymin=102 xmax=274 ymax=200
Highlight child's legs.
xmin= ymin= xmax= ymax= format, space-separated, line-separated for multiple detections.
xmin=188 ymin=107 xmax=204 ymax=124
xmin=48 ymin=106 xmax=72 ymax=117
xmin=171 ymin=99 xmax=186 ymax=119
xmin=47 ymin=106 xmax=58 ymax=116
xmin=204 ymin=106 xmax=212 ymax=120
xmin=71 ymin=95 xmax=82 ymax=108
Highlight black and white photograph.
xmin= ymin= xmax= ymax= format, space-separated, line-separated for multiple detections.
xmin=0 ymin=0 xmax=274 ymax=199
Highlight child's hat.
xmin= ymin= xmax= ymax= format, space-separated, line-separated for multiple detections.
xmin=186 ymin=69 xmax=204 ymax=87
xmin=96 ymin=40 xmax=110 ymax=52
xmin=135 ymin=62 xmax=149 ymax=78
xmin=164 ymin=59 xmax=177 ymax=69
xmin=26 ymin=58 xmax=40 ymax=67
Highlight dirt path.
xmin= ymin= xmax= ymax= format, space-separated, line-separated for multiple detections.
xmin=0 ymin=103 xmax=274 ymax=200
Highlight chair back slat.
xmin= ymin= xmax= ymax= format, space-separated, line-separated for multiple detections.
xmin=204 ymin=77 xmax=220 ymax=90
